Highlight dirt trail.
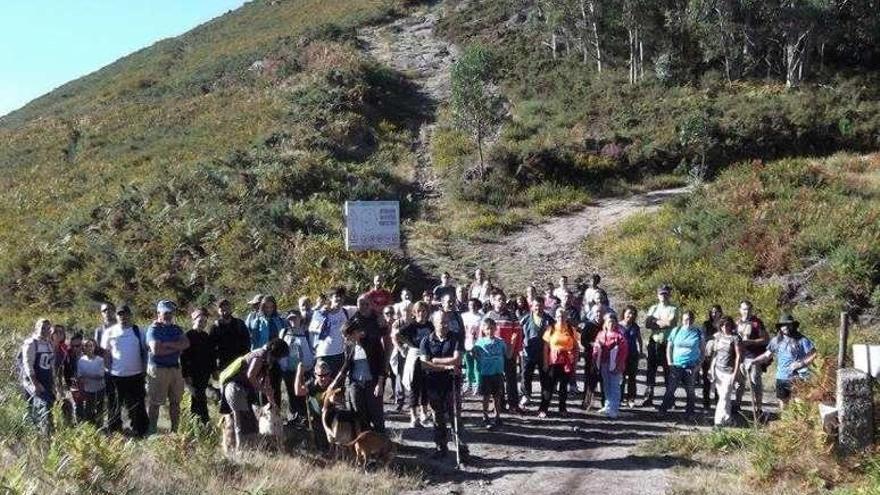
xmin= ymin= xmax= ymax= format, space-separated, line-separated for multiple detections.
xmin=358 ymin=3 xmax=456 ymax=203
xmin=357 ymin=5 xmax=711 ymax=495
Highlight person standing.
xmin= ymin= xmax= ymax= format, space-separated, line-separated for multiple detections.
xmin=93 ymin=302 xmax=118 ymax=430
xmin=473 ymin=318 xmax=509 ymax=429
xmin=708 ymin=316 xmax=742 ymax=426
xmin=659 ymin=310 xmax=705 ymax=418
xmin=581 ymin=274 xmax=602 ymax=313
xmin=382 ymin=305 xmax=406 ymax=411
xmin=519 ymin=296 xmax=553 ymax=408
xmin=342 ymin=295 xmax=388 ymax=433
xmin=619 ymin=306 xmax=643 ymax=408
xmin=538 ymin=307 xmax=580 ymax=418
xmin=469 ymin=268 xmax=487 ymax=301
xmin=102 ymin=305 xmax=149 ymax=437
xmin=454 ymin=285 xmax=469 ymax=312
xmin=396 ymin=301 xmax=434 ymax=428
xmin=484 ymin=290 xmax=524 ymax=413
xmin=76 ymin=338 xmax=106 ymax=426
xmin=210 ymin=298 xmax=251 ymax=374
xmin=181 ymin=307 xmax=216 ymax=425
xmin=553 ymin=276 xmax=569 ymax=301
xmin=733 ymin=300 xmax=769 ymax=418
xmin=593 ymin=313 xmax=629 ymax=418
xmin=145 ymin=300 xmax=190 ymax=434
xmin=311 ymin=288 xmax=351 ymax=378
xmin=433 ymin=272 xmax=456 ymax=303
xmin=700 ymin=305 xmax=723 ymax=409
xmin=244 ymin=294 xmax=263 ymax=333
xmin=641 ymin=285 xmax=679 ymax=407
xmin=750 ymin=315 xmax=817 ymax=411
xmin=20 ymin=318 xmax=56 ymax=434
xmin=461 ymin=299 xmax=484 ymax=395
xmin=248 ymin=295 xmax=286 ymax=351
xmin=279 ymin=310 xmax=315 ymax=422
xmin=366 ymin=274 xmax=393 ymax=312
xmin=420 ymin=311 xmax=465 ymax=459
xmin=60 ymin=331 xmax=83 ymax=424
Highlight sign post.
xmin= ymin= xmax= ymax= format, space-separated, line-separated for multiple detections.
xmin=344 ymin=201 xmax=400 ymax=252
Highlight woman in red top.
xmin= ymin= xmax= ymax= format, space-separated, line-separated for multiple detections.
xmin=539 ymin=307 xmax=580 ymax=418
xmin=592 ymin=313 xmax=629 ymax=418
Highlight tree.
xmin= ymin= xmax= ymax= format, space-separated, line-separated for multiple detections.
xmin=450 ymin=44 xmax=502 ymax=179
xmin=541 ymin=0 xmax=606 ymax=72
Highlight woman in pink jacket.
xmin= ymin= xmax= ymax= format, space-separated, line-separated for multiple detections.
xmin=592 ymin=312 xmax=629 ymax=418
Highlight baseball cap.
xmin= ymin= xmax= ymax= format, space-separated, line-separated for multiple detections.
xmin=657 ymin=284 xmax=672 ymax=295
xmin=247 ymin=294 xmax=264 ymax=305
xmin=157 ymin=300 xmax=176 ymax=314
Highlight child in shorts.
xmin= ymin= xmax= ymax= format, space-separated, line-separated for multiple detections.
xmin=473 ymin=318 xmax=510 ymax=429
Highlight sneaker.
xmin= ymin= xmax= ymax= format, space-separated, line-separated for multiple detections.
xmin=420 ymin=414 xmax=434 ymax=428
xmin=519 ymin=396 xmax=530 ymax=408
xmin=639 ymin=398 xmax=654 ymax=408
xmin=596 ymin=406 xmax=608 ymax=415
xmin=538 ymin=411 xmax=548 ymax=419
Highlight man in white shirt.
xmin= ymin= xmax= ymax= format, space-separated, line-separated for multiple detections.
xmin=101 ymin=304 xmax=149 ymax=437
xmin=311 ymin=288 xmax=350 ymax=378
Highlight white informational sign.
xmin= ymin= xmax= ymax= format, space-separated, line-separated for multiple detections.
xmin=344 ymin=201 xmax=400 ymax=251
xmin=853 ymin=344 xmax=880 ymax=379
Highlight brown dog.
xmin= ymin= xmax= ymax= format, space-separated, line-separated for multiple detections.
xmin=343 ymin=430 xmax=395 ymax=470
xmin=321 ymin=387 xmax=360 ymax=459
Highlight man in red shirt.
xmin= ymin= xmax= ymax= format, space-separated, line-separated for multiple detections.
xmin=365 ymin=274 xmax=393 ymax=312
xmin=484 ymin=289 xmax=524 ymax=413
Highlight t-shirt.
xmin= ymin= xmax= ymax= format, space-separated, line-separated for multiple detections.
xmin=366 ymin=288 xmax=393 ymax=310
xmin=461 ymin=311 xmax=483 ymax=351
xmin=737 ymin=316 xmax=767 ymax=358
xmin=76 ymin=355 xmax=106 ymax=393
xmin=473 ymin=337 xmax=507 ymax=377
xmin=420 ymin=332 xmax=463 ymax=390
xmin=101 ymin=324 xmax=147 ymax=377
xmin=668 ymin=325 xmax=704 ymax=367
xmin=646 ymin=302 xmax=678 ymax=343
xmin=348 ymin=342 xmax=373 ymax=383
xmin=543 ymin=323 xmax=579 ymax=371
xmin=312 ymin=307 xmax=349 ymax=358
xmin=399 ymin=321 xmax=434 ymax=354
xmin=146 ymin=322 xmax=185 ymax=368
xmin=768 ymin=335 xmax=815 ymax=380
xmin=713 ymin=333 xmax=741 ymax=373
xmin=484 ymin=309 xmax=524 ymax=355
xmin=620 ymin=322 xmax=641 ymax=360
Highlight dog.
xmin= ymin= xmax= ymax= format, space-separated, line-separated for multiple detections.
xmin=255 ymin=402 xmax=285 ymax=451
xmin=321 ymin=387 xmax=361 ymax=459
xmin=219 ymin=414 xmax=236 ymax=456
xmin=343 ymin=430 xmax=395 ymax=470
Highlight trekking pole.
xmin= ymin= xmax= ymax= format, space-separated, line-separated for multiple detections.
xmin=744 ymin=361 xmax=759 ymax=426
xmin=451 ymin=369 xmax=462 ymax=469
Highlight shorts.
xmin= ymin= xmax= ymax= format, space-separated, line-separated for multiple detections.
xmin=775 ymin=379 xmax=794 ymax=400
xmin=478 ymin=374 xmax=503 ymax=397
xmin=146 ymin=366 xmax=185 ymax=406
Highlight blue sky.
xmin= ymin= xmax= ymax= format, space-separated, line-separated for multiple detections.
xmin=0 ymin=0 xmax=246 ymax=117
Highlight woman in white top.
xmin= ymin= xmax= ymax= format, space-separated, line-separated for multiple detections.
xmin=76 ymin=338 xmax=106 ymax=426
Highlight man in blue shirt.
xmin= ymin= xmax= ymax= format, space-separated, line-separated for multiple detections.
xmin=146 ymin=300 xmax=190 ymax=434
xmin=658 ymin=310 xmax=705 ymax=417
xmin=750 ymin=314 xmax=817 ymax=411
xmin=518 ymin=296 xmax=553 ymax=408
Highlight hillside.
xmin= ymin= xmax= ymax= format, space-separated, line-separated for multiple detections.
xmin=0 ymin=0 xmax=421 ymax=321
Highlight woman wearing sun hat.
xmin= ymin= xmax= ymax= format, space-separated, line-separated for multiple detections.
xmin=749 ymin=314 xmax=817 ymax=411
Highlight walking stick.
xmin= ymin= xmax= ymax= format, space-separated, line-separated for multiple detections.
xmin=451 ymin=369 xmax=462 ymax=469
xmin=744 ymin=361 xmax=759 ymax=425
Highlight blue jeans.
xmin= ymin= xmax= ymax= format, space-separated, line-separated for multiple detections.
xmin=660 ymin=365 xmax=697 ymax=414
xmin=600 ymin=365 xmax=623 ymax=416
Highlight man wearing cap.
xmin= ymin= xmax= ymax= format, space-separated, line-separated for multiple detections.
xmin=210 ymin=298 xmax=251 ymax=373
xmin=641 ymin=285 xmax=679 ymax=407
xmin=749 ymin=314 xmax=817 ymax=411
xmin=101 ymin=304 xmax=149 ymax=437
xmin=181 ymin=307 xmax=216 ymax=424
xmin=145 ymin=300 xmax=190 ymax=433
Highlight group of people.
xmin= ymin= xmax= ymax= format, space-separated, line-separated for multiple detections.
xmin=18 ymin=269 xmax=819 ymax=460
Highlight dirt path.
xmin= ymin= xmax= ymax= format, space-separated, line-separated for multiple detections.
xmin=358 ymin=3 xmax=455 ymax=203
xmin=356 ymin=5 xmax=712 ymax=495
xmin=480 ymin=187 xmax=691 ymax=301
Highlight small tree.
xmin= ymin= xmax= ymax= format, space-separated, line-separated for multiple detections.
xmin=450 ymin=44 xmax=501 ymax=179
